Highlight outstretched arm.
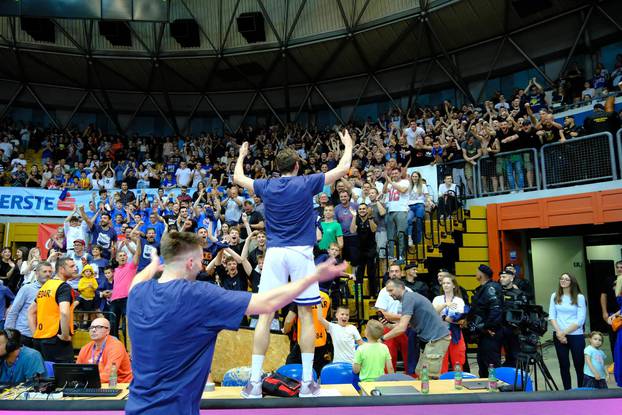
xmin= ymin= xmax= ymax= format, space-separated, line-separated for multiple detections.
xmin=233 ymin=142 xmax=254 ymax=192
xmin=246 ymin=260 xmax=347 ymax=315
xmin=324 ymin=129 xmax=354 ymax=185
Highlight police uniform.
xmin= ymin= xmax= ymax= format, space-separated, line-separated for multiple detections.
xmin=470 ymin=279 xmax=503 ymax=377
xmin=500 ymin=285 xmax=528 ymax=367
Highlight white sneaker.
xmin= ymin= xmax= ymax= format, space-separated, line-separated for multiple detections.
xmin=408 ymin=236 xmax=414 ymax=246
xmin=240 ymin=381 xmax=263 ymax=399
xmin=299 ymin=380 xmax=321 ymax=397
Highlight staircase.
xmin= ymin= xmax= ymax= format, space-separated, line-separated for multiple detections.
xmin=344 ymin=204 xmax=490 ymax=323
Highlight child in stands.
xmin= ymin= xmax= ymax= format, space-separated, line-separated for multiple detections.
xmin=353 ymin=319 xmax=393 ymax=382
xmin=317 ymin=305 xmax=364 ymax=364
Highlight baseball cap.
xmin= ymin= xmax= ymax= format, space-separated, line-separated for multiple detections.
xmin=404 ymin=263 xmax=418 ymax=271
xmin=593 ymin=103 xmax=604 ymax=110
xmin=500 ymin=267 xmax=515 ymax=277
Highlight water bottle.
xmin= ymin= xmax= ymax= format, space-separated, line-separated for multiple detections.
xmin=454 ymin=363 xmax=463 ymax=390
xmin=488 ymin=364 xmax=497 ymax=391
xmin=421 ymin=364 xmax=430 ymax=394
xmin=109 ymin=363 xmax=118 ymax=388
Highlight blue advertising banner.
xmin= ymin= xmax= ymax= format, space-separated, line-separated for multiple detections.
xmin=0 ymin=187 xmax=191 ymax=217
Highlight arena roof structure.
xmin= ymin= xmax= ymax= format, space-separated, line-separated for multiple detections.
xmin=0 ymin=0 xmax=621 ymax=133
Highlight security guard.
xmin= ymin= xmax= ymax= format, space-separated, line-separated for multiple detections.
xmin=499 ymin=267 xmax=528 ymax=367
xmin=469 ymin=264 xmax=503 ymax=378
xmin=28 ymin=257 xmax=78 ymax=363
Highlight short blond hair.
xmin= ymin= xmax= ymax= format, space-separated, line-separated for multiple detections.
xmin=160 ymin=231 xmax=202 ymax=263
xmin=366 ymin=320 xmax=384 ymax=340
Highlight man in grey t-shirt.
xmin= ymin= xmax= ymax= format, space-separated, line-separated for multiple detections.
xmin=379 ymin=278 xmax=450 ymax=378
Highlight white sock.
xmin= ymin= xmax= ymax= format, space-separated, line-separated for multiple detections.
xmin=250 ymin=354 xmax=264 ymax=382
xmin=301 ymin=353 xmax=314 ymax=382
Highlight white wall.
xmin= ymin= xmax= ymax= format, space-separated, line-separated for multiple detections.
xmin=586 ymin=245 xmax=622 ymax=269
xmin=531 ymin=236 xmax=589 ymax=337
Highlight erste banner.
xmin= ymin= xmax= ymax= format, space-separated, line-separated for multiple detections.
xmin=0 ymin=187 xmax=190 ymax=217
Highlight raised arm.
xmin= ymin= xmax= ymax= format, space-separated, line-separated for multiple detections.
xmin=324 ymin=129 xmax=354 ymax=185
xmin=233 ymin=142 xmax=254 ymax=192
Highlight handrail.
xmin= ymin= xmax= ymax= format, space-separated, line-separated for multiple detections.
xmin=540 ymin=132 xmax=616 ymax=189
xmin=617 ymin=128 xmax=622 ymax=179
xmin=475 ymin=147 xmax=540 ymax=196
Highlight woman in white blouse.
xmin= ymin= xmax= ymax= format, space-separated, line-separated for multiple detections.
xmin=407 ymin=171 xmax=429 ymax=245
xmin=432 ymin=274 xmax=467 ymax=373
xmin=548 ymin=273 xmax=587 ymax=390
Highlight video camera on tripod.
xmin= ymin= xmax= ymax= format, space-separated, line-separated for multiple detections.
xmin=505 ymin=303 xmax=548 ymax=352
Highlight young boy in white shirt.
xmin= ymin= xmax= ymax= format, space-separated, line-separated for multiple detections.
xmin=318 ymin=305 xmax=364 ymax=364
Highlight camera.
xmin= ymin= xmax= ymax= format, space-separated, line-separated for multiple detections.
xmin=505 ymin=304 xmax=548 ymax=352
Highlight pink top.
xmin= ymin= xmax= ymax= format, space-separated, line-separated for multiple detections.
xmin=110 ymin=262 xmax=138 ymax=301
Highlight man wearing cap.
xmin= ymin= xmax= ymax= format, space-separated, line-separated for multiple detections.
xmin=403 ymin=264 xmax=429 ymax=299
xmin=499 ymin=267 xmax=528 ymax=368
xmin=468 ymin=264 xmax=503 ymax=377
xmin=64 ymin=207 xmax=89 ymax=255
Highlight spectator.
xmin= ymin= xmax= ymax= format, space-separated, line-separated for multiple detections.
xmin=109 ymin=236 xmax=141 ymax=340
xmin=549 ymin=272 xmax=587 ymax=390
xmin=368 ymin=188 xmax=387 ymax=260
xmin=383 ymin=168 xmax=409 ymax=260
xmin=317 ymin=304 xmax=363 ymax=364
xmin=0 ymin=281 xmax=15 ymax=329
xmin=239 ymin=200 xmax=264 ymax=240
xmin=10 ymin=164 xmax=27 ymax=187
xmin=350 ymin=203 xmax=377 ymax=296
xmin=437 ymin=174 xmax=458 ymax=219
xmin=223 ymin=186 xmax=244 ymax=225
xmin=374 ymin=264 xmax=411 ymax=373
xmin=352 ymin=320 xmax=393 ymax=382
xmin=317 ymin=205 xmax=343 ymax=251
xmin=76 ymin=265 xmax=98 ymax=313
xmin=5 ymin=262 xmax=53 ymax=347
xmin=381 ymin=278 xmax=451 ymax=379
xmin=461 ymin=134 xmax=481 ymax=195
xmin=432 ymin=274 xmax=467 ymax=373
xmin=334 ymin=190 xmax=359 ymax=270
xmin=583 ymin=96 xmax=620 ymax=135
xmin=407 ymin=171 xmax=428 ymax=245
xmin=76 ymin=317 xmax=133 ymax=384
xmin=0 ymin=248 xmax=18 ymax=293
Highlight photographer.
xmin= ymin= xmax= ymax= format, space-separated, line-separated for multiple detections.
xmin=468 ymin=265 xmax=503 ymax=378
xmin=499 ymin=267 xmax=528 ymax=367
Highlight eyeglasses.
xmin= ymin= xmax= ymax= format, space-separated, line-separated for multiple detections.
xmin=89 ymin=325 xmax=110 ymax=331
xmin=559 ymin=277 xmax=571 ymax=282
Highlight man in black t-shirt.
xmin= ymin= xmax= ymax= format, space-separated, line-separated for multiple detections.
xmin=216 ymin=255 xmax=251 ymax=292
xmin=583 ymin=97 xmax=621 ymax=135
xmin=600 ymin=260 xmax=622 ymax=356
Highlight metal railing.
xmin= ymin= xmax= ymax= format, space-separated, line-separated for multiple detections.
xmin=476 ymin=148 xmax=541 ymax=196
xmin=541 ymin=132 xmax=617 ymax=189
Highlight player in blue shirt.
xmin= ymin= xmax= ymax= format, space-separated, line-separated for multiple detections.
xmin=233 ymin=129 xmax=353 ymax=397
xmin=126 ymin=231 xmax=347 ymax=415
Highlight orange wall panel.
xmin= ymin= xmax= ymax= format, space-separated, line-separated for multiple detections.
xmin=487 ymin=188 xmax=622 ymax=268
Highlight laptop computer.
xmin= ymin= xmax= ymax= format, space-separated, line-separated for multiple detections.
xmin=375 ymin=385 xmax=420 ymax=395
xmin=52 ymin=364 xmax=101 ymax=389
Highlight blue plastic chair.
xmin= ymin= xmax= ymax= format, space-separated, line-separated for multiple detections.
xmin=44 ymin=361 xmax=55 ymax=378
xmin=493 ymin=367 xmax=533 ymax=392
xmin=222 ymin=367 xmax=252 ymax=387
xmin=320 ymin=362 xmax=360 ymax=390
xmin=439 ymin=371 xmax=478 ymax=380
xmin=276 ymin=364 xmax=318 ymax=382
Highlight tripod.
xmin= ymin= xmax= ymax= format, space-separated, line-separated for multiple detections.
xmin=514 ymin=346 xmax=558 ymax=391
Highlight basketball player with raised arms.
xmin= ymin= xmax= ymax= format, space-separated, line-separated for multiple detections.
xmin=234 ymin=129 xmax=353 ymax=397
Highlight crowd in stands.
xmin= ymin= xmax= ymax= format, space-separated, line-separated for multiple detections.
xmin=0 ymin=58 xmax=621 ymax=389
